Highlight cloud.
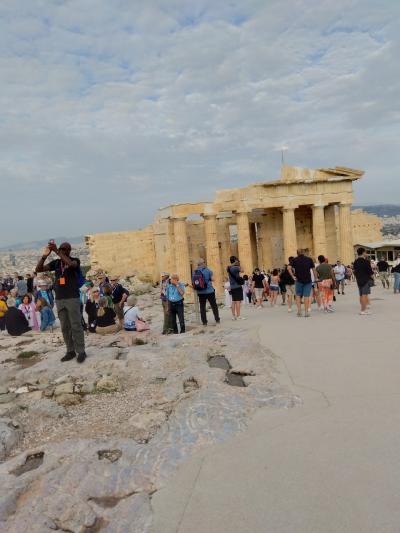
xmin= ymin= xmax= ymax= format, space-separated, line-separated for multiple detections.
xmin=0 ymin=0 xmax=399 ymax=245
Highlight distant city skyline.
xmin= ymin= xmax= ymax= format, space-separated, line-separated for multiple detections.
xmin=1 ymin=0 xmax=399 ymax=247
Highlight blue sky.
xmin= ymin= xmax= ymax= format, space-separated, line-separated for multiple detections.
xmin=0 ymin=0 xmax=399 ymax=245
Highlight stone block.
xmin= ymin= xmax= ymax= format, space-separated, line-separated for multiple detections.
xmin=54 ymin=383 xmax=74 ymax=396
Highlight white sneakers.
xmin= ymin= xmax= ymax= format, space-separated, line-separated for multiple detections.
xmin=359 ymin=310 xmax=372 ymax=315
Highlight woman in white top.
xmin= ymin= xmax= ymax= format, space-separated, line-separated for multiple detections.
xmin=123 ymin=295 xmax=142 ymax=331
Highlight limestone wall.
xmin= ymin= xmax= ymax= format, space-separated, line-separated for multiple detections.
xmin=351 ymin=209 xmax=382 ymax=244
xmin=85 ymin=226 xmax=157 ymax=281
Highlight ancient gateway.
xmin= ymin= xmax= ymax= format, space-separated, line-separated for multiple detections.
xmin=86 ymin=165 xmax=382 ymax=296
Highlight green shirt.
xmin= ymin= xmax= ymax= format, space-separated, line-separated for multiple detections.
xmin=316 ymin=263 xmax=333 ymax=281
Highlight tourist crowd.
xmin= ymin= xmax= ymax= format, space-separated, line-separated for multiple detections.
xmin=1 ymin=239 xmax=399 ymax=364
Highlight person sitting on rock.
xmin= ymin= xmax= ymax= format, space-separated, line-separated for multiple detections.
xmin=36 ymin=297 xmax=56 ymax=331
xmin=18 ymin=294 xmax=39 ymax=331
xmin=85 ymin=287 xmax=101 ymax=333
xmin=95 ymin=297 xmax=121 ymax=335
xmin=123 ymin=294 xmax=140 ymax=331
xmin=34 ymin=279 xmax=55 ymax=308
xmin=4 ymin=298 xmax=31 ymax=336
xmin=0 ymin=294 xmax=8 ymax=332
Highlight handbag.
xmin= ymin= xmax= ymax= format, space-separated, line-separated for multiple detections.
xmin=135 ymin=318 xmax=150 ymax=332
xmin=123 ymin=306 xmax=136 ymax=331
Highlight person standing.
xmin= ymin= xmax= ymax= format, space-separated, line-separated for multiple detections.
xmin=353 ymin=247 xmax=374 ymax=315
xmin=288 ymin=249 xmax=318 ymax=318
xmin=280 ymin=261 xmax=295 ymax=312
xmin=376 ymin=256 xmax=390 ymax=289
xmin=36 ymin=241 xmax=86 ymax=362
xmin=26 ymin=274 xmax=34 ymax=296
xmin=333 ymin=260 xmax=346 ymax=295
xmin=160 ymin=273 xmax=172 ymax=334
xmin=269 ymin=269 xmax=280 ymax=307
xmin=392 ymin=259 xmax=400 ymax=294
xmin=109 ymin=276 xmax=129 ymax=326
xmin=192 ymin=259 xmax=220 ymax=326
xmin=251 ymin=268 xmax=268 ymax=308
xmin=316 ymin=256 xmax=336 ymax=312
xmin=165 ymin=274 xmax=186 ymax=333
xmin=227 ymin=256 xmax=245 ymax=320
xmin=16 ymin=276 xmax=27 ymax=299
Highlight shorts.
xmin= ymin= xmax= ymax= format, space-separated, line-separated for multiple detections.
xmin=230 ymin=287 xmax=243 ymax=302
xmin=254 ymin=288 xmax=264 ymax=300
xmin=379 ymin=272 xmax=389 ymax=282
xmin=270 ymin=286 xmax=279 ymax=292
xmin=295 ymin=281 xmax=313 ymax=298
xmin=286 ymin=285 xmax=295 ymax=296
xmin=279 ymin=283 xmax=287 ymax=293
xmin=358 ymin=282 xmax=371 ymax=296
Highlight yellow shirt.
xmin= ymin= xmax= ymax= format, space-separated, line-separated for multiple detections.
xmin=0 ymin=300 xmax=7 ymax=318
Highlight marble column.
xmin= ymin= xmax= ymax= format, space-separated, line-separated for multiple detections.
xmin=282 ymin=207 xmax=298 ymax=261
xmin=236 ymin=211 xmax=253 ymax=274
xmin=204 ymin=214 xmax=223 ymax=295
xmin=312 ymin=204 xmax=327 ymax=259
xmin=173 ymin=217 xmax=192 ymax=299
xmin=219 ymin=219 xmax=232 ymax=271
xmin=339 ymin=203 xmax=354 ymax=265
xmin=258 ymin=214 xmax=272 ymax=270
xmin=325 ymin=204 xmax=338 ymax=261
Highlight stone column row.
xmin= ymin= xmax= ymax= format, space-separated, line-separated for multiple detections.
xmin=254 ymin=202 xmax=353 ymax=267
xmin=173 ymin=214 xmax=224 ymax=297
xmin=171 ymin=202 xmax=354 ymax=298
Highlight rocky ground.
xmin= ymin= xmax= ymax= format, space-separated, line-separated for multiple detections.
xmin=0 ymin=290 xmax=298 ymax=533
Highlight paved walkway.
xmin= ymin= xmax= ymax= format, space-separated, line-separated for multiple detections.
xmin=152 ymin=284 xmax=400 ymax=533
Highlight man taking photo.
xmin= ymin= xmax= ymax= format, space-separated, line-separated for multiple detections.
xmin=36 ymin=241 xmax=86 ymax=363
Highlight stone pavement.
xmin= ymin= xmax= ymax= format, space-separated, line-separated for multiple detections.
xmin=152 ymin=283 xmax=400 ymax=533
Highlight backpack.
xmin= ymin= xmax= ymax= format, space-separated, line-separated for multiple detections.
xmin=192 ymin=269 xmax=207 ymax=291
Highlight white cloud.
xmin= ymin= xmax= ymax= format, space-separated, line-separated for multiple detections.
xmin=0 ymin=0 xmax=399 ymax=245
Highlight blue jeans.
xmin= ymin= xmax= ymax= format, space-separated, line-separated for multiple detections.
xmin=393 ymin=272 xmax=400 ymax=292
xmin=295 ymin=281 xmax=313 ymax=298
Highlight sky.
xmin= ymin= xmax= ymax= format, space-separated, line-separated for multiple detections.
xmin=1 ymin=0 xmax=399 ymax=246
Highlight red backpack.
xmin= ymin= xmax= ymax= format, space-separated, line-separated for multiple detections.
xmin=192 ymin=269 xmax=207 ymax=290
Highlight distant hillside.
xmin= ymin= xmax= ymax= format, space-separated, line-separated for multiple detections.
xmin=0 ymin=236 xmax=84 ymax=252
xmin=353 ymin=205 xmax=400 ymax=217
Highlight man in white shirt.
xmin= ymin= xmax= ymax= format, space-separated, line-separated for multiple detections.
xmin=333 ymin=260 xmax=346 ymax=295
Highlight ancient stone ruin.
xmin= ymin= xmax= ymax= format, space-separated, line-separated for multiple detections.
xmin=86 ymin=165 xmax=382 ymax=294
